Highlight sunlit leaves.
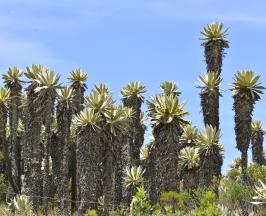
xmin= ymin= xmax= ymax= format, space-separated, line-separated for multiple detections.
xmin=230 ymin=70 xmax=265 ymax=100
xmin=179 ymin=147 xmax=200 ymax=170
xmin=74 ymin=109 xmax=102 ymax=129
xmin=196 ymin=125 xmax=224 ymax=155
xmin=123 ymin=166 xmax=145 ymax=188
xmin=201 ymin=22 xmax=229 ymax=47
xmin=147 ymin=94 xmax=189 ymax=126
xmin=198 ymin=71 xmax=221 ymax=92
xmin=160 ymin=81 xmax=181 ymax=96
xmin=2 ymin=67 xmax=23 ymax=86
xmin=121 ymin=81 xmax=146 ymax=99
xmin=57 ymin=86 xmax=73 ymax=101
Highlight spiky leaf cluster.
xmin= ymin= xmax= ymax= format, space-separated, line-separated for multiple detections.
xmin=198 ymin=71 xmax=222 ymax=94
xmin=179 ymin=147 xmax=200 ymax=170
xmin=201 ymin=22 xmax=229 ymax=47
xmin=69 ymin=68 xmax=88 ymax=87
xmin=147 ymin=94 xmax=188 ymax=126
xmin=104 ymin=105 xmax=133 ymax=136
xmin=196 ymin=125 xmax=224 ymax=156
xmin=0 ymin=88 xmax=10 ymax=104
xmin=25 ymin=64 xmax=47 ymax=81
xmin=160 ymin=81 xmax=181 ymax=96
xmin=230 ymin=157 xmax=242 ymax=170
xmin=86 ymin=90 xmax=113 ymax=114
xmin=121 ymin=81 xmax=146 ymax=99
xmin=123 ymin=166 xmax=145 ymax=188
xmin=57 ymin=87 xmax=73 ymax=101
xmin=34 ymin=70 xmax=60 ymax=92
xmin=230 ymin=70 xmax=265 ymax=101
xmin=180 ymin=125 xmax=198 ymax=145
xmin=2 ymin=67 xmax=23 ymax=86
xmin=74 ymin=109 xmax=102 ymax=129
xmin=93 ymin=83 xmax=109 ymax=94
xmin=252 ymin=120 xmax=265 ymax=134
xmin=251 ymin=178 xmax=266 ymax=205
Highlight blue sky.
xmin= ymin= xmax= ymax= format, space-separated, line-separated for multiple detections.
xmin=1 ymin=0 xmax=266 ymax=171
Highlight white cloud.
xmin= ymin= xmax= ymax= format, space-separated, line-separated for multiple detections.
xmin=0 ymin=36 xmax=71 ymax=74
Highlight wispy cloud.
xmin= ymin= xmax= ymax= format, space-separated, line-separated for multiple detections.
xmin=0 ymin=0 xmax=266 ymax=73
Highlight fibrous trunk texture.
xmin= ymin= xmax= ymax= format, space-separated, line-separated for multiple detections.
xmin=102 ymin=133 xmax=114 ymax=216
xmin=42 ymin=94 xmax=55 ymax=215
xmin=77 ymin=127 xmax=100 ymax=216
xmin=122 ymin=96 xmax=145 ymax=166
xmin=204 ymin=40 xmax=224 ymax=77
xmin=251 ymin=129 xmax=265 ymax=165
xmin=71 ymin=85 xmax=85 ymax=212
xmin=182 ymin=169 xmax=199 ymax=190
xmin=7 ymin=83 xmax=22 ymax=194
xmin=55 ymin=100 xmax=72 ymax=215
xmin=113 ymin=139 xmax=123 ymax=208
xmin=146 ymin=143 xmax=157 ymax=204
xmin=150 ymin=122 xmax=182 ymax=203
xmin=0 ymin=104 xmax=10 ymax=198
xmin=24 ymin=89 xmax=43 ymax=211
xmin=200 ymin=90 xmax=220 ymax=129
xmin=198 ymin=152 xmax=223 ymax=188
xmin=233 ymin=94 xmax=254 ymax=170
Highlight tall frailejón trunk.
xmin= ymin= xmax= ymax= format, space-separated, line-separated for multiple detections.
xmin=122 ymin=96 xmax=145 ymax=166
xmin=200 ymin=90 xmax=220 ymax=129
xmin=204 ymin=40 xmax=224 ymax=77
xmin=198 ymin=151 xmax=223 ymax=188
xmin=102 ymin=131 xmax=115 ymax=216
xmin=182 ymin=168 xmax=199 ymax=190
xmin=233 ymin=94 xmax=254 ymax=170
xmin=113 ymin=138 xmax=123 ymax=208
xmin=42 ymin=93 xmax=55 ymax=215
xmin=152 ymin=122 xmax=182 ymax=202
xmin=55 ymin=100 xmax=72 ymax=215
xmin=251 ymin=125 xmax=265 ymax=165
xmin=146 ymin=143 xmax=157 ymax=204
xmin=24 ymin=87 xmax=43 ymax=211
xmin=71 ymin=84 xmax=86 ymax=212
xmin=77 ymin=126 xmax=100 ymax=216
xmin=6 ymin=82 xmax=22 ymax=195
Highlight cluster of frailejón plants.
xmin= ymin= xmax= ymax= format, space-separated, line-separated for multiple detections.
xmin=0 ymin=22 xmax=265 ymax=216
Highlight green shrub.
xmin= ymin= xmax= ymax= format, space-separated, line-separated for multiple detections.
xmin=160 ymin=191 xmax=190 ymax=213
xmin=130 ymin=185 xmax=151 ymax=216
xmin=192 ymin=190 xmax=221 ymax=216
xmin=247 ymin=163 xmax=266 ymax=181
xmin=87 ymin=209 xmax=98 ymax=216
xmin=219 ymin=180 xmax=254 ymax=211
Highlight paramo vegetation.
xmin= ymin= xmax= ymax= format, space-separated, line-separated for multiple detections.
xmin=0 ymin=22 xmax=265 ymax=216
